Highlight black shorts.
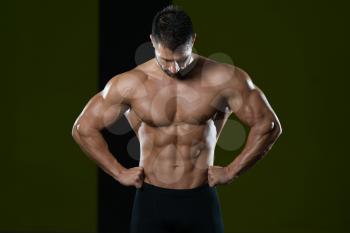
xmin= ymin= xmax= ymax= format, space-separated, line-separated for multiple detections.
xmin=130 ymin=181 xmax=224 ymax=233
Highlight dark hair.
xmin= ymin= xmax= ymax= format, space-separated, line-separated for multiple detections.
xmin=151 ymin=5 xmax=194 ymax=51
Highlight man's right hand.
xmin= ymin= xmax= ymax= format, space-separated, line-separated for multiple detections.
xmin=117 ymin=167 xmax=145 ymax=188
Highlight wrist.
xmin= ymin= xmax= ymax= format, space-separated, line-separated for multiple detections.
xmin=226 ymin=165 xmax=239 ymax=180
xmin=112 ymin=164 xmax=127 ymax=181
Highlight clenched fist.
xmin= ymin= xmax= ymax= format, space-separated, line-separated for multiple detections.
xmin=208 ymin=165 xmax=233 ymax=187
xmin=117 ymin=167 xmax=145 ymax=188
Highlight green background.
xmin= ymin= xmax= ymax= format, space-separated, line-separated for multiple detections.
xmin=172 ymin=0 xmax=350 ymax=232
xmin=2 ymin=0 xmax=349 ymax=232
xmin=2 ymin=0 xmax=98 ymax=232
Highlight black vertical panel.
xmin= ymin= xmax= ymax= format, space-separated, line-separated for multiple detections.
xmin=98 ymin=1 xmax=171 ymax=233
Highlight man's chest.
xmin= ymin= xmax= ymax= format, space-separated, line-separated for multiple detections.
xmin=129 ymin=79 xmax=227 ymax=127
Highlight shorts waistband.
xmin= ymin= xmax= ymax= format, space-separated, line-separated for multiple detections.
xmin=140 ymin=181 xmax=213 ymax=196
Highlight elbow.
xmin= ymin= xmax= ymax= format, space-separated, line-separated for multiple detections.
xmin=72 ymin=121 xmax=99 ymax=138
xmin=270 ymin=119 xmax=282 ymax=141
xmin=71 ymin=123 xmax=81 ymax=142
xmin=276 ymin=122 xmax=282 ymax=136
xmin=255 ymin=117 xmax=282 ymax=137
xmin=72 ymin=115 xmax=81 ymax=139
xmin=71 ymin=119 xmax=87 ymax=142
xmin=273 ymin=117 xmax=282 ymax=137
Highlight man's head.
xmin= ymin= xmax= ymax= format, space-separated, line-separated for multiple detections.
xmin=150 ymin=5 xmax=196 ymax=77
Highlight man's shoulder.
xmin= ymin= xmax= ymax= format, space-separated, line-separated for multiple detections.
xmin=109 ymin=67 xmax=148 ymax=85
xmin=208 ymin=59 xmax=248 ymax=79
xmin=102 ymin=67 xmax=149 ymax=103
xmin=199 ymin=56 xmax=251 ymax=88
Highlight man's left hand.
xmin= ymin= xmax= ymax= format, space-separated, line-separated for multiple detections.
xmin=208 ymin=165 xmax=233 ymax=187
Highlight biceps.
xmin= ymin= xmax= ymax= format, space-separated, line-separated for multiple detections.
xmin=75 ymin=92 xmax=129 ymax=135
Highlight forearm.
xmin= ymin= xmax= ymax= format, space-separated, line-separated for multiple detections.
xmin=72 ymin=127 xmax=126 ymax=180
xmin=226 ymin=120 xmax=282 ymax=180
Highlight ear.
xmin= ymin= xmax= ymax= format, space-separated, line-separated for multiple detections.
xmin=150 ymin=34 xmax=155 ymax=47
xmin=192 ymin=33 xmax=197 ymax=45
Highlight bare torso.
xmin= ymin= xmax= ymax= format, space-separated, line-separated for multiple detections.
xmin=123 ymin=54 xmax=233 ymax=189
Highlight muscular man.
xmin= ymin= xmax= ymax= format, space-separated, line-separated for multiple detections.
xmin=72 ymin=5 xmax=282 ymax=233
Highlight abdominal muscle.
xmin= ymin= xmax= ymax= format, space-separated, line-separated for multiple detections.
xmin=137 ymin=122 xmax=216 ymax=189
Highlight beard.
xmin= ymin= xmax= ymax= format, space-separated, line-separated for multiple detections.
xmin=162 ymin=68 xmax=181 ymax=78
xmin=155 ymin=54 xmax=198 ymax=80
xmin=155 ymin=58 xmax=182 ymax=78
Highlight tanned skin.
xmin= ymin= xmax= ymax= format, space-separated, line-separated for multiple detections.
xmin=72 ymin=34 xmax=282 ymax=189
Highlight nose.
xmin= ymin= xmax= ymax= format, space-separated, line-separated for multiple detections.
xmin=168 ymin=62 xmax=180 ymax=73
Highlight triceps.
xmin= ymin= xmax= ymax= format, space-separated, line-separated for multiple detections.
xmin=232 ymin=87 xmax=276 ymax=129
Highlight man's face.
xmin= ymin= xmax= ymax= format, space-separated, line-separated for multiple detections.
xmin=151 ymin=38 xmax=194 ymax=78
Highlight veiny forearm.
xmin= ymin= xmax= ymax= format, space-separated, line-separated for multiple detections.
xmin=226 ymin=120 xmax=282 ymax=180
xmin=72 ymin=127 xmax=126 ymax=180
